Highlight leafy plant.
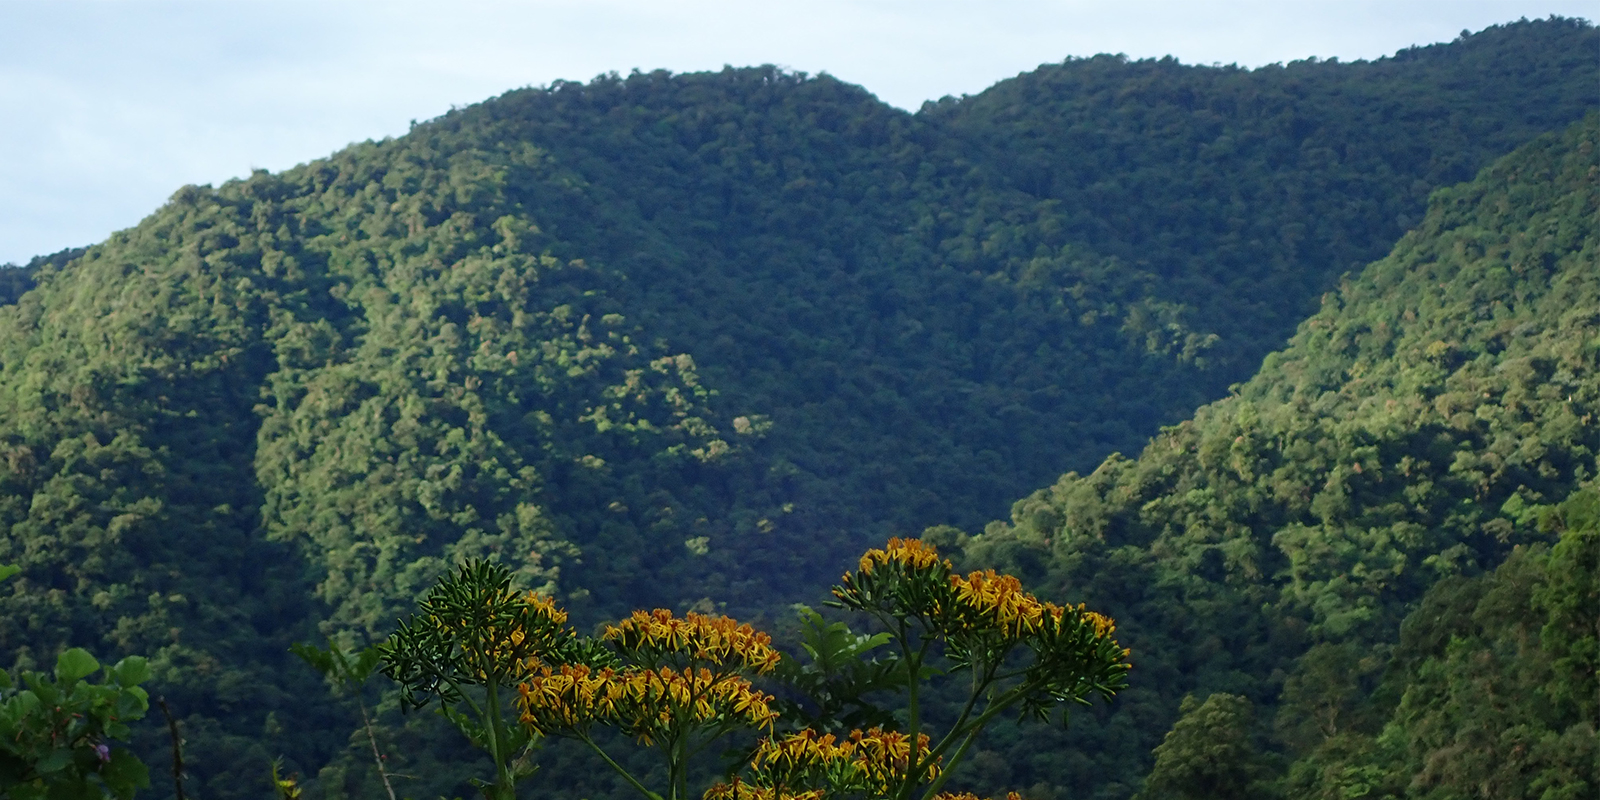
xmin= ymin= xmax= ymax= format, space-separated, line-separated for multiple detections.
xmin=767 ymin=605 xmax=900 ymax=735
xmin=291 ymin=640 xmax=398 ymax=800
xmin=0 ymin=646 xmax=151 ymax=800
xmin=712 ymin=538 xmax=1131 ymax=800
xmin=517 ymin=608 xmax=783 ymax=800
xmin=379 ymin=559 xmax=594 ymax=800
xmin=270 ymin=758 xmax=303 ymax=800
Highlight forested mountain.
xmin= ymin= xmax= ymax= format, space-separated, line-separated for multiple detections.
xmin=444 ymin=16 xmax=1597 ymax=597
xmin=961 ymin=114 xmax=1598 ymax=799
xmin=0 ymin=247 xmax=82 ymax=306
xmin=0 ymin=17 xmax=1594 ymax=800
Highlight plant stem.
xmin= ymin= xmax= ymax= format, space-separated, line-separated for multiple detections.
xmin=671 ymin=731 xmax=688 ymax=800
xmin=157 ymin=696 xmax=186 ymax=800
xmin=581 ymin=734 xmax=664 ymax=800
xmin=356 ymin=698 xmax=398 ymax=800
xmin=919 ymin=724 xmax=986 ymax=800
xmin=918 ymin=684 xmax=1031 ymax=800
xmin=896 ymin=634 xmax=931 ymax=800
xmin=484 ymin=679 xmax=515 ymax=800
xmin=930 ymin=664 xmax=993 ymax=762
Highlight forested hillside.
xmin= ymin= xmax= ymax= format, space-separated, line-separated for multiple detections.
xmin=446 ymin=17 xmax=1598 ymax=601
xmin=960 ymin=114 xmax=1599 ymax=799
xmin=0 ymin=17 xmax=1594 ymax=800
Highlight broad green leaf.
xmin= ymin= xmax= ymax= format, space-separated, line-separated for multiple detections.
xmin=22 ymin=678 xmax=57 ymax=705
xmin=290 ymin=641 xmax=336 ymax=678
xmin=6 ymin=781 xmax=47 ymax=800
xmin=32 ymin=746 xmax=71 ymax=775
xmin=7 ymin=690 xmax=41 ymax=718
xmin=350 ymin=644 xmax=384 ymax=683
xmin=110 ymin=657 xmax=149 ymax=688
xmin=102 ymin=748 xmax=152 ymax=800
xmin=114 ymin=687 xmax=149 ymax=720
xmin=53 ymin=649 xmax=98 ymax=685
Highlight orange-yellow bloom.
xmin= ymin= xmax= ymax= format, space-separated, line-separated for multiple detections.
xmin=846 ymin=727 xmax=940 ymax=793
xmin=948 ymin=569 xmax=1051 ymax=635
xmin=518 ymin=661 xmax=777 ymax=744
xmin=704 ymin=780 xmax=826 ymax=800
xmin=712 ymin=726 xmax=942 ymax=800
xmin=856 ymin=537 xmax=949 ymax=576
xmin=747 ymin=728 xmax=854 ymax=769
xmin=604 ymin=609 xmax=782 ymax=674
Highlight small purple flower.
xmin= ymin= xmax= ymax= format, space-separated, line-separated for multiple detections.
xmin=94 ymin=743 xmax=111 ymax=764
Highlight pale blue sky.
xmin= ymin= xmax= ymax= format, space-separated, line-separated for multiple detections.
xmin=1 ymin=0 xmax=1592 ymax=265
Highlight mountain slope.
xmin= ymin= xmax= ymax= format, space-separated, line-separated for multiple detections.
xmin=0 ymin=18 xmax=1593 ymax=798
xmin=0 ymin=140 xmax=729 ymax=791
xmin=958 ymin=113 xmax=1599 ymax=799
xmin=401 ymin=17 xmax=1598 ymax=605
xmin=929 ymin=15 xmax=1598 ymax=374
xmin=1276 ymin=485 xmax=1597 ymax=799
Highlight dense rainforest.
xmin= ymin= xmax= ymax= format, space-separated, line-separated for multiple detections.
xmin=0 ymin=16 xmax=1595 ymax=800
xmin=959 ymin=113 xmax=1599 ymax=799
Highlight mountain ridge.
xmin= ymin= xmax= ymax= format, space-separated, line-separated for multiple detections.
xmin=0 ymin=18 xmax=1594 ymax=799
xmin=955 ymin=112 xmax=1598 ymax=798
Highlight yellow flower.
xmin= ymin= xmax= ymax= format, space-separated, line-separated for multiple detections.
xmin=845 ymin=727 xmax=940 ymax=794
xmin=722 ymin=726 xmax=941 ymax=799
xmin=518 ymin=661 xmax=777 ymax=742
xmin=526 ymin=592 xmax=569 ymax=625
xmin=1080 ymin=608 xmax=1116 ymax=638
xmin=856 ymin=537 xmax=948 ymax=576
xmin=604 ymin=609 xmax=782 ymax=674
xmin=749 ymin=728 xmax=854 ymax=769
xmin=704 ymin=780 xmax=826 ymax=800
xmin=948 ymin=569 xmax=1051 ymax=635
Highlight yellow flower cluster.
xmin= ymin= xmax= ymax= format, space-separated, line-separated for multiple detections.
xmin=517 ymin=662 xmax=777 ymax=743
xmin=604 ymin=609 xmax=782 ymax=673
xmin=517 ymin=664 xmax=619 ymax=729
xmin=703 ymin=782 xmax=824 ymax=800
xmin=933 ymin=793 xmax=1023 ymax=800
xmin=706 ymin=727 xmax=940 ymax=800
xmin=433 ymin=591 xmax=572 ymax=681
xmin=947 ymin=570 xmax=1119 ymax=642
xmin=846 ymin=727 xmax=940 ymax=793
xmin=1079 ymin=606 xmax=1116 ymax=639
xmin=856 ymin=537 xmax=949 ymax=576
xmin=948 ymin=569 xmax=1056 ymax=636
xmin=745 ymin=728 xmax=854 ymax=770
xmin=526 ymin=592 xmax=568 ymax=625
